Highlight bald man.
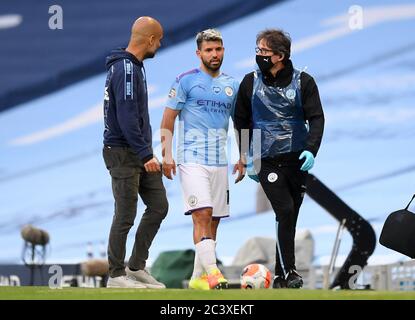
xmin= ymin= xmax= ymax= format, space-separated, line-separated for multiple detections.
xmin=103 ymin=17 xmax=168 ymax=288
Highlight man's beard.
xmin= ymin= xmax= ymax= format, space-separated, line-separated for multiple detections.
xmin=202 ymin=57 xmax=223 ymax=72
xmin=144 ymin=51 xmax=156 ymax=59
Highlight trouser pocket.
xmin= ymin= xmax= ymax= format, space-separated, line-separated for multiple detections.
xmin=103 ymin=147 xmax=127 ymax=170
xmin=110 ymin=167 xmax=138 ymax=201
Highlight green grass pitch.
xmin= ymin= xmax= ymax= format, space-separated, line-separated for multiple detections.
xmin=0 ymin=287 xmax=414 ymax=300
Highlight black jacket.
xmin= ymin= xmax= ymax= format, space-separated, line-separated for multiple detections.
xmin=103 ymin=49 xmax=153 ymax=163
xmin=234 ymin=60 xmax=324 ymax=158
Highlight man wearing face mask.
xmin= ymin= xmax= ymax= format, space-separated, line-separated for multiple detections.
xmin=233 ymin=29 xmax=324 ymax=289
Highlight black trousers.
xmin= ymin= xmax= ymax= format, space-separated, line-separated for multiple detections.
xmin=256 ymin=156 xmax=307 ymax=277
xmin=103 ymin=146 xmax=168 ymax=278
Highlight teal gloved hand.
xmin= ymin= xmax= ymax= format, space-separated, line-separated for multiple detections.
xmin=247 ymin=162 xmax=260 ymax=183
xmin=248 ymin=173 xmax=260 ymax=183
xmin=299 ymin=150 xmax=314 ymax=171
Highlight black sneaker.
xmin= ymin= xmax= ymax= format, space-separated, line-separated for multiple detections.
xmin=272 ymin=276 xmax=287 ymax=289
xmin=286 ymin=270 xmax=303 ymax=289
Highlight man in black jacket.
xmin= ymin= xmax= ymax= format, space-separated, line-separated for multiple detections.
xmin=103 ymin=16 xmax=168 ymax=288
xmin=233 ymin=29 xmax=324 ymax=289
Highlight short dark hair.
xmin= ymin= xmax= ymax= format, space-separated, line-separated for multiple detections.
xmin=196 ymin=29 xmax=223 ymax=50
xmin=256 ymin=29 xmax=291 ymax=63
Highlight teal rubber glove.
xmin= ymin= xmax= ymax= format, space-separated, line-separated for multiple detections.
xmin=248 ymin=173 xmax=260 ymax=183
xmin=299 ymin=151 xmax=314 ymax=171
xmin=247 ymin=161 xmax=260 ymax=183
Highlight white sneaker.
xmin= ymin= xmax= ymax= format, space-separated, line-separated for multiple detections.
xmin=126 ymin=267 xmax=166 ymax=289
xmin=106 ymin=275 xmax=146 ymax=288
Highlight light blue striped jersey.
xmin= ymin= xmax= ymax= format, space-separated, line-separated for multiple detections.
xmin=166 ymin=68 xmax=239 ymax=166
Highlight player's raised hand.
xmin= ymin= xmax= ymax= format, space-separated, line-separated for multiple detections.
xmin=144 ymin=156 xmax=161 ymax=173
xmin=162 ymin=156 xmax=176 ymax=180
xmin=233 ymin=158 xmax=246 ymax=184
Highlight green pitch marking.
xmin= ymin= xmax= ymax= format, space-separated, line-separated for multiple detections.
xmin=0 ymin=287 xmax=414 ymax=300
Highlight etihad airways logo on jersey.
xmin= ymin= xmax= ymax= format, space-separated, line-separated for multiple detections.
xmin=197 ymin=99 xmax=231 ymax=109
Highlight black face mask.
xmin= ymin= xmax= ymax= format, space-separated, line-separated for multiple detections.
xmin=256 ymin=55 xmax=274 ymax=73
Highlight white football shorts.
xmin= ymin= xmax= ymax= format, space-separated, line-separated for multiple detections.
xmin=178 ymin=163 xmax=230 ymax=218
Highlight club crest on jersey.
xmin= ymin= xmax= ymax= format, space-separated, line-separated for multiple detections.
xmin=267 ymin=172 xmax=278 ymax=183
xmin=225 ymin=86 xmax=233 ymax=97
xmin=212 ymin=86 xmax=221 ymax=94
xmin=188 ymin=195 xmax=198 ymax=207
xmin=168 ymin=88 xmax=176 ymax=98
xmin=286 ymin=89 xmax=296 ymax=100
